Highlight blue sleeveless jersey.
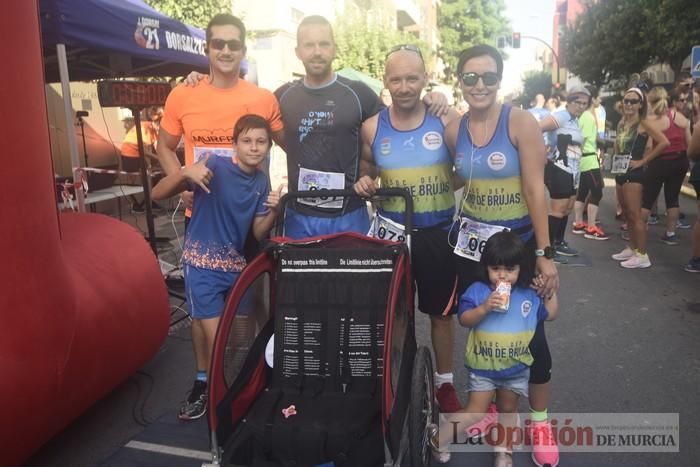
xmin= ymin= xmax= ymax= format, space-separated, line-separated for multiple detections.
xmin=454 ymin=105 xmax=533 ymax=241
xmin=371 ymin=109 xmax=454 ymax=228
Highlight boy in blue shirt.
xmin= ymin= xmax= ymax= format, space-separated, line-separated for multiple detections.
xmin=153 ymin=114 xmax=281 ymax=420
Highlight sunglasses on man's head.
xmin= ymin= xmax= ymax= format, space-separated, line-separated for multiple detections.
xmin=386 ymin=44 xmax=423 ymax=61
xmin=209 ymin=38 xmax=244 ymax=51
xmin=459 ymin=71 xmax=500 ymax=87
xmin=623 ymin=98 xmax=641 ymax=105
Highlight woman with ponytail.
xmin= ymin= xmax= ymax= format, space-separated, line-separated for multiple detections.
xmin=641 ymin=86 xmax=691 ymax=245
xmin=611 ymin=88 xmax=669 ymax=268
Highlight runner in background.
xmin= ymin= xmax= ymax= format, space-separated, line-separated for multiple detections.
xmin=611 ymin=88 xmax=669 ymax=269
xmin=685 ymin=120 xmax=700 ymax=272
xmin=641 ymin=87 xmax=691 ymax=246
xmin=120 ymin=106 xmax=162 ymax=212
xmin=572 ymin=85 xmax=608 ymax=240
xmin=539 ymin=86 xmax=591 ymax=262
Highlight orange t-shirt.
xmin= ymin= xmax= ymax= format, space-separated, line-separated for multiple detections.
xmin=160 ymin=79 xmax=283 ymax=167
xmin=121 ymin=122 xmax=158 ymax=157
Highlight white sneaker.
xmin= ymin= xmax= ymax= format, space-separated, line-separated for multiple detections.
xmin=621 ymin=252 xmax=651 ymax=269
xmin=612 ymin=247 xmax=635 ymax=261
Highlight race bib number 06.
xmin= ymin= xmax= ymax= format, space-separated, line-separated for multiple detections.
xmin=454 ymin=218 xmax=509 ymax=262
xmin=297 ymin=167 xmax=345 ymax=209
xmin=367 ymin=212 xmax=406 ymax=243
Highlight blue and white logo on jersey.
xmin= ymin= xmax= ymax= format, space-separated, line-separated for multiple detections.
xmin=422 ymin=131 xmax=443 ymax=150
xmin=487 ymin=151 xmax=507 ymax=171
xmin=521 ymin=300 xmax=532 ymax=318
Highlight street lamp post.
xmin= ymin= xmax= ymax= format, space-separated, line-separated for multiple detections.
xmin=522 ymin=34 xmax=561 ymax=85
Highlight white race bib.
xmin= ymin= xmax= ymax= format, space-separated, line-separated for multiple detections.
xmin=297 ymin=167 xmax=345 ymax=209
xmin=454 ymin=217 xmax=509 ymax=262
xmin=194 ymin=146 xmax=235 ymax=163
xmin=611 ymin=154 xmax=632 ymax=174
xmin=367 ymin=212 xmax=406 ymax=243
xmin=567 ymin=145 xmax=582 ymax=160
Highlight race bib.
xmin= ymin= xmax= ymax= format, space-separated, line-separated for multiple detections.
xmin=194 ymin=146 xmax=235 ymax=162
xmin=611 ymin=154 xmax=632 ymax=174
xmin=297 ymin=167 xmax=345 ymax=209
xmin=567 ymin=145 xmax=582 ymax=160
xmin=454 ymin=217 xmax=509 ymax=262
xmin=367 ymin=212 xmax=406 ymax=243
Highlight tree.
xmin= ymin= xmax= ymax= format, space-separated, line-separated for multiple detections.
xmin=438 ymin=0 xmax=510 ymax=79
xmin=521 ymin=70 xmax=553 ymax=102
xmin=334 ymin=10 xmax=424 ymax=80
xmin=143 ymin=0 xmax=231 ymax=29
xmin=565 ymin=0 xmax=700 ymax=86
xmin=647 ymin=0 xmax=700 ymax=74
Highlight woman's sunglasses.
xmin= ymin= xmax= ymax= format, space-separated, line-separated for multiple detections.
xmin=460 ymin=71 xmax=500 ymax=87
xmin=623 ymin=98 xmax=641 ymax=105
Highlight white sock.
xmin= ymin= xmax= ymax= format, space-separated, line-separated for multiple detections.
xmin=434 ymin=372 xmax=453 ymax=387
xmin=666 ymin=231 xmax=675 ymax=237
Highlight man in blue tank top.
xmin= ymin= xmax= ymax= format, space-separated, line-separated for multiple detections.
xmin=353 ymin=46 xmax=463 ymax=413
xmin=444 ymin=45 xmax=560 ymax=467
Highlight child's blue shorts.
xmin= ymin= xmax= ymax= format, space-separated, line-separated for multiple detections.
xmin=467 ymin=367 xmax=530 ymax=398
xmin=184 ymin=264 xmax=240 ymax=319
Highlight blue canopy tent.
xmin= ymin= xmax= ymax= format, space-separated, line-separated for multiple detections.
xmin=39 ymin=0 xmax=213 ymax=211
xmin=40 ymin=0 xmax=210 ymax=82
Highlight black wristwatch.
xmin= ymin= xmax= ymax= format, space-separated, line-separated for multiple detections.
xmin=535 ymin=246 xmax=556 ymax=259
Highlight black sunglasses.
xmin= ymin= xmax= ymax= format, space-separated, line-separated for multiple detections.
xmin=460 ymin=71 xmax=500 ymax=87
xmin=623 ymin=98 xmax=641 ymax=105
xmin=386 ymin=44 xmax=423 ymax=61
xmin=209 ymin=38 xmax=244 ymax=52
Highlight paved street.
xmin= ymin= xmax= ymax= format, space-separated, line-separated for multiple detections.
xmin=26 ymin=184 xmax=700 ymax=467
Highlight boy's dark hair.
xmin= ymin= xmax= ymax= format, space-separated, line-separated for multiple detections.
xmin=297 ymin=15 xmax=334 ymax=44
xmin=479 ymin=231 xmax=533 ymax=288
xmin=456 ymin=44 xmax=503 ymax=79
xmin=233 ymin=114 xmax=272 ymax=143
xmin=206 ymin=14 xmax=246 ymax=46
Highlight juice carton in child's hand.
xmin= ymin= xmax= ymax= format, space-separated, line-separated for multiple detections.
xmin=493 ymin=281 xmax=511 ymax=312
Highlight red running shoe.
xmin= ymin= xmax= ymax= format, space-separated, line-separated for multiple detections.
xmin=435 ymin=382 xmax=462 ymax=413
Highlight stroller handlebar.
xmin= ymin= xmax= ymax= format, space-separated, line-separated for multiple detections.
xmin=277 ymin=188 xmax=414 ymax=236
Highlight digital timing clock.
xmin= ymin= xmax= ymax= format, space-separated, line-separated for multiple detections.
xmin=97 ymin=80 xmax=172 ymax=108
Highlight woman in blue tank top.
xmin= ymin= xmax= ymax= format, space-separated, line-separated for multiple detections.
xmin=443 ymin=45 xmax=559 ymax=467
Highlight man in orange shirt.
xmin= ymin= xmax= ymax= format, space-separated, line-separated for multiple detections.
xmin=156 ymin=13 xmax=284 ymax=421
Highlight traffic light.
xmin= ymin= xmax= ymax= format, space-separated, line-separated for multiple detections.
xmin=512 ymin=32 xmax=521 ymax=48
xmin=497 ymin=36 xmax=506 ymax=49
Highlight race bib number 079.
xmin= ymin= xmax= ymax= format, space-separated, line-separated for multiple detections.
xmin=454 ymin=218 xmax=509 ymax=262
xmin=367 ymin=213 xmax=406 ymax=243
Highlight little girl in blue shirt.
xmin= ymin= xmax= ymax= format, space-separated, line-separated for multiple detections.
xmin=433 ymin=231 xmax=558 ymax=466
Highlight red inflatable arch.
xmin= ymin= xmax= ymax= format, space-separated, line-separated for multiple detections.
xmin=0 ymin=2 xmax=170 ymax=465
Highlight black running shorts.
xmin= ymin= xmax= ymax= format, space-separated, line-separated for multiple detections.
xmin=411 ymin=225 xmax=458 ymax=316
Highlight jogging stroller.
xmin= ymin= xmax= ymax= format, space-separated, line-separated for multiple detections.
xmin=204 ymin=189 xmax=438 ymax=467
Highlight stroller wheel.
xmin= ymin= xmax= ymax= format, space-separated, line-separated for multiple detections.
xmin=409 ymin=346 xmax=437 ymax=467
